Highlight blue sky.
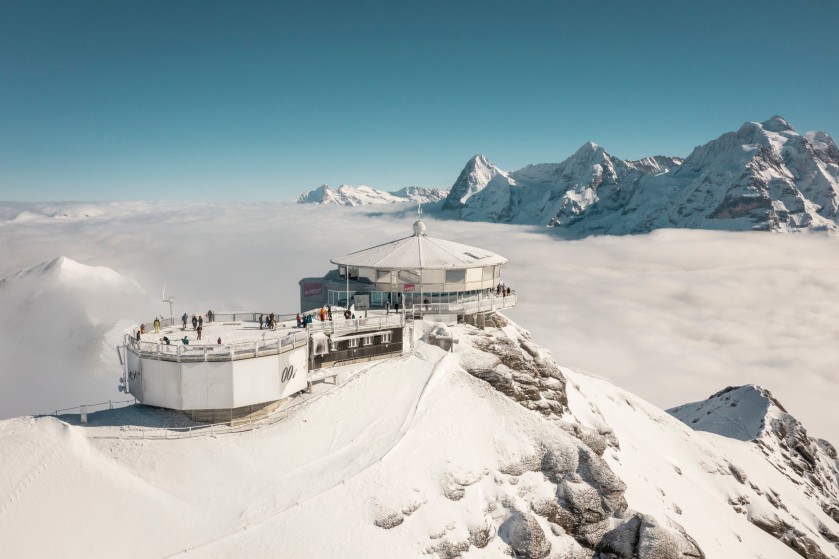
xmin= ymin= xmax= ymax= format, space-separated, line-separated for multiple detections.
xmin=1 ymin=0 xmax=837 ymax=201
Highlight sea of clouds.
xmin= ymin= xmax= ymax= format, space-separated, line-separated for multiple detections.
xmin=1 ymin=201 xmax=837 ymax=438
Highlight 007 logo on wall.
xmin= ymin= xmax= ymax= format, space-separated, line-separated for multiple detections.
xmin=281 ymin=365 xmax=296 ymax=383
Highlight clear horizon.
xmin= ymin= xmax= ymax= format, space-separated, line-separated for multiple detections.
xmin=2 ymin=0 xmax=838 ymax=201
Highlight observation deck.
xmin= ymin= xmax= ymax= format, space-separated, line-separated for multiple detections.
xmin=122 ymin=311 xmax=406 ymax=419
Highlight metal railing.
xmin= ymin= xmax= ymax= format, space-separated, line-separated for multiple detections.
xmin=49 ymin=398 xmax=137 ymax=417
xmin=124 ymin=311 xmax=406 ymax=363
xmin=133 ymin=312 xmax=300 ymax=335
xmin=125 ymin=330 xmax=309 ymax=362
xmin=305 ymin=312 xmax=405 ymax=335
xmin=409 ymin=292 xmax=517 ymax=316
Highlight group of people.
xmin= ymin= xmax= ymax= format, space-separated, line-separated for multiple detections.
xmin=296 ymin=313 xmax=314 ymax=327
xmin=494 ymin=282 xmax=512 ymax=297
xmin=180 ymin=310 xmax=215 ymax=330
xmin=384 ymin=298 xmax=401 ymax=314
xmin=259 ymin=313 xmax=278 ymax=330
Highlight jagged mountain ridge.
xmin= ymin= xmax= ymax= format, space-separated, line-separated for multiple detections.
xmin=442 ymin=116 xmax=839 ymax=235
xmin=297 ymin=183 xmax=448 ymax=206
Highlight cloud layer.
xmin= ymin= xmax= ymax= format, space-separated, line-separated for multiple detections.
xmin=1 ymin=202 xmax=836 ymax=438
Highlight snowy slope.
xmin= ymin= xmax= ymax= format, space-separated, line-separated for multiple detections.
xmin=669 ymin=385 xmax=839 ymax=549
xmin=1 ymin=313 xmax=837 ymax=558
xmin=297 ymin=184 xmax=447 ymax=206
xmin=567 ymin=369 xmax=839 ymax=559
xmin=0 ymin=257 xmax=150 ymax=418
xmin=448 ymin=116 xmax=839 ymax=235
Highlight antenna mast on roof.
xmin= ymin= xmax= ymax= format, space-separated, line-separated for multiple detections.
xmin=162 ymin=285 xmax=174 ymax=324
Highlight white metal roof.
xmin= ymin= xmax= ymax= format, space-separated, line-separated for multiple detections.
xmin=330 ymin=220 xmax=508 ymax=270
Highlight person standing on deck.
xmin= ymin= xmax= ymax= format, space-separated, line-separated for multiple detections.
xmin=182 ymin=313 xmax=188 ymax=330
xmin=385 ymin=299 xmax=390 ymax=314
xmin=198 ymin=315 xmax=203 ymax=328
xmin=197 ymin=325 xmax=203 ymax=340
xmin=191 ymin=315 xmax=198 ymax=330
xmin=153 ymin=318 xmax=160 ymax=333
xmin=319 ymin=306 xmax=326 ymax=321
xmin=296 ymin=313 xmax=302 ymax=328
xmin=259 ymin=314 xmax=264 ymax=329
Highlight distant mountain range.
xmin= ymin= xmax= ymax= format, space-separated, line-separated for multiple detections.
xmin=297 ymin=116 xmax=839 ymax=235
xmin=442 ymin=116 xmax=839 ymax=234
xmin=297 ymin=184 xmax=448 ymax=206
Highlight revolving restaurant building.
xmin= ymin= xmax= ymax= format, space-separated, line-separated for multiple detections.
xmin=299 ymin=219 xmax=516 ymax=319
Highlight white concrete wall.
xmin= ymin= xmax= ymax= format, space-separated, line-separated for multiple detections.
xmin=127 ymin=351 xmax=143 ymax=402
xmin=129 ymin=346 xmax=308 ymax=411
xmin=142 ymin=359 xmax=183 ymax=409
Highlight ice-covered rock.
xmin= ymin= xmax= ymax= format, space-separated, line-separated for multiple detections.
xmin=498 ymin=509 xmax=552 ymax=559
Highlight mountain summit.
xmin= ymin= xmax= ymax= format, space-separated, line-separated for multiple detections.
xmin=442 ymin=154 xmax=507 ymax=210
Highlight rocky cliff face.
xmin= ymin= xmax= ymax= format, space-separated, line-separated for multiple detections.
xmin=445 ymin=116 xmax=839 ymax=235
xmin=451 ymin=318 xmax=705 ymax=558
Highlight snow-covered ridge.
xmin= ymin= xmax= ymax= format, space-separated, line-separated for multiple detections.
xmin=2 ymin=308 xmax=837 ymax=558
xmin=297 ymin=184 xmax=448 ymax=206
xmin=669 ymin=384 xmax=839 ymax=558
xmin=444 ymin=116 xmax=839 ymax=235
xmin=0 ymin=255 xmax=141 ymax=291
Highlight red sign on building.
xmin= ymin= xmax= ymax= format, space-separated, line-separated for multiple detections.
xmin=403 ymin=284 xmax=416 ymax=292
xmin=303 ymin=282 xmax=323 ymax=297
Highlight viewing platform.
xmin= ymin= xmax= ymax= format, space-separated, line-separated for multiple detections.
xmin=122 ymin=310 xmax=406 ymax=420
xmin=125 ymin=311 xmax=404 ymax=364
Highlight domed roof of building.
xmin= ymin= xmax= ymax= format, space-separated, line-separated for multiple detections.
xmin=330 ymin=220 xmax=507 ymax=270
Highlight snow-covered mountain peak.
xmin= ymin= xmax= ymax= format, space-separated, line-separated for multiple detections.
xmin=1 ymin=256 xmax=139 ymax=290
xmin=667 ymin=384 xmax=785 ymax=442
xmin=442 ymin=154 xmax=507 ymax=210
xmin=761 ymin=114 xmax=795 ymax=133
xmin=669 ymin=384 xmax=839 ymax=540
xmin=571 ymin=140 xmax=603 ymax=159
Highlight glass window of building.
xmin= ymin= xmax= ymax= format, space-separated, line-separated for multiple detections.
xmin=446 ymin=269 xmax=466 ymax=283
